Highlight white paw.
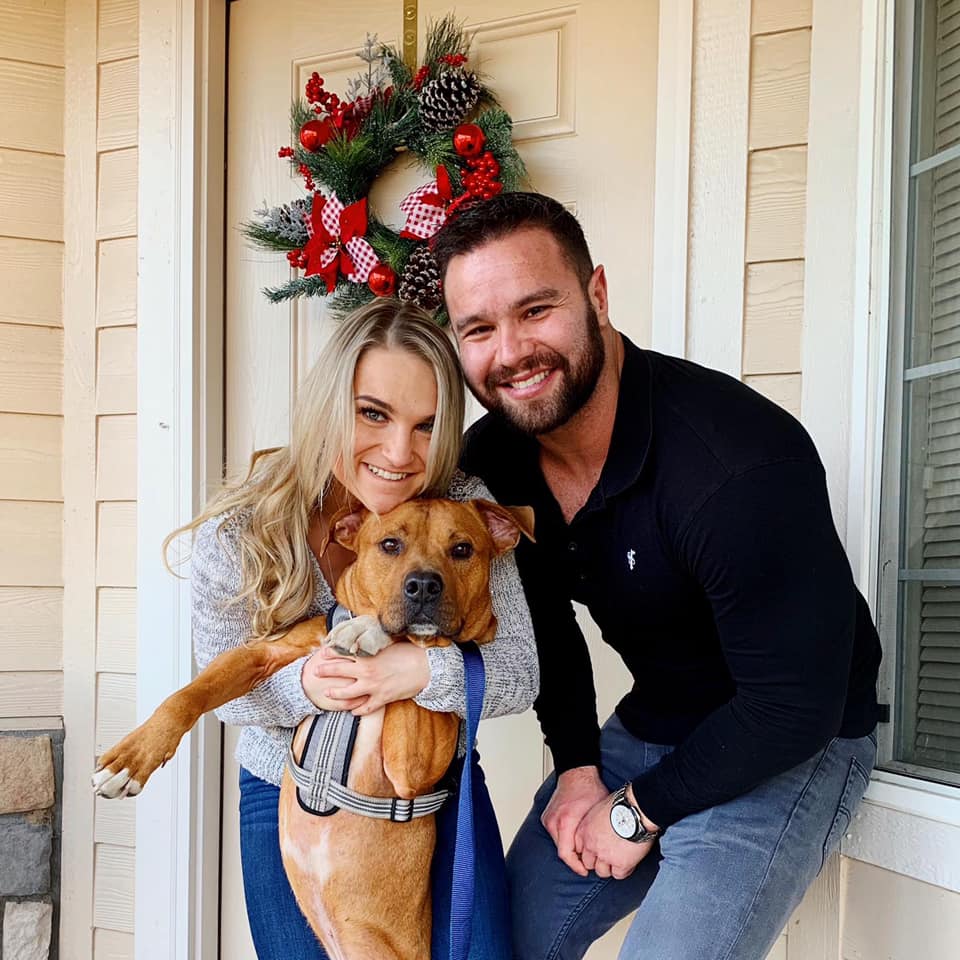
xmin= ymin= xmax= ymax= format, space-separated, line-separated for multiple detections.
xmin=325 ymin=615 xmax=393 ymax=657
xmin=92 ymin=766 xmax=142 ymax=799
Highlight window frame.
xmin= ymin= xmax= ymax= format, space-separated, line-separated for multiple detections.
xmin=876 ymin=0 xmax=960 ymax=791
xmin=846 ymin=0 xmax=960 ymax=891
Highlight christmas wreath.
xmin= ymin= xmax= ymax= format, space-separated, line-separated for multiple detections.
xmin=243 ymin=16 xmax=526 ymax=322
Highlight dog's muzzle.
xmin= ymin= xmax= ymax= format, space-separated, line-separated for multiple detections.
xmin=403 ymin=570 xmax=443 ymax=625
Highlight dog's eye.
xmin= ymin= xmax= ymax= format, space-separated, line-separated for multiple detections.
xmin=379 ymin=538 xmax=402 ymax=555
xmin=451 ymin=542 xmax=474 ymax=560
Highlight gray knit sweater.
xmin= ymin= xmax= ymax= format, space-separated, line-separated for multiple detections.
xmin=191 ymin=471 xmax=539 ymax=787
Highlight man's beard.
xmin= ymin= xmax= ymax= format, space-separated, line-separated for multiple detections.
xmin=471 ymin=302 xmax=605 ymax=436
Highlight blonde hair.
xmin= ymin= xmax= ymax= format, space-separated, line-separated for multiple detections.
xmin=165 ymin=299 xmax=465 ymax=640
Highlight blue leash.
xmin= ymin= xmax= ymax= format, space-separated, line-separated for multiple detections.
xmin=449 ymin=643 xmax=485 ymax=960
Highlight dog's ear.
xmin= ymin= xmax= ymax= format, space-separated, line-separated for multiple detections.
xmin=332 ymin=508 xmax=369 ymax=550
xmin=471 ymin=500 xmax=536 ymax=554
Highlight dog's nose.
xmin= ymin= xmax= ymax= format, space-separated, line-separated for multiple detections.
xmin=403 ymin=571 xmax=444 ymax=605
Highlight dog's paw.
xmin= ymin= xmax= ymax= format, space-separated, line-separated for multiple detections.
xmin=91 ymin=708 xmax=185 ymax=798
xmin=91 ymin=765 xmax=143 ymax=799
xmin=325 ymin=615 xmax=393 ymax=657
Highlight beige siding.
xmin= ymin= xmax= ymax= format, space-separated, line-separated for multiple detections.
xmin=742 ymin=2 xmax=811 ymax=413
xmin=55 ymin=0 xmax=139 ymax=955
xmin=91 ymin=3 xmax=139 ymax=948
xmin=0 ymin=2 xmax=65 ymax=724
xmin=842 ymin=860 xmax=960 ymax=959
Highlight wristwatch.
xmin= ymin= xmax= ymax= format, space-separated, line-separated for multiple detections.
xmin=609 ymin=784 xmax=661 ymax=843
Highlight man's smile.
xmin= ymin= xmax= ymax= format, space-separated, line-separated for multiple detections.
xmin=499 ymin=367 xmax=557 ymax=397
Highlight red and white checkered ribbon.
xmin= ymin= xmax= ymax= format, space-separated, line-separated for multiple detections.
xmin=399 ymin=167 xmax=454 ymax=240
xmin=302 ymin=192 xmax=378 ymax=291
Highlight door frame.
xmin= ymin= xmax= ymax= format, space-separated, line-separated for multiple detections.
xmin=134 ymin=2 xmax=692 ymax=955
xmin=136 ymin=1 xmax=225 ymax=958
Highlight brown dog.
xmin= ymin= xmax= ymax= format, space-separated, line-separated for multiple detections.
xmin=92 ymin=497 xmax=534 ymax=960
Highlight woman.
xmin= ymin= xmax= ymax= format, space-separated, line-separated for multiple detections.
xmin=170 ymin=300 xmax=537 ymax=959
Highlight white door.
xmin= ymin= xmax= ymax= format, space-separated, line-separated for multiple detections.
xmin=224 ymin=2 xmax=658 ymax=957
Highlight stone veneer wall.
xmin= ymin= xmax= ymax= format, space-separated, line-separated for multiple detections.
xmin=0 ymin=731 xmax=63 ymax=960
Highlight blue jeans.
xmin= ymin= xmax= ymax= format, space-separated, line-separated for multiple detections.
xmin=239 ymin=753 xmax=510 ymax=960
xmin=239 ymin=766 xmax=329 ymax=959
xmin=507 ymin=714 xmax=877 ymax=960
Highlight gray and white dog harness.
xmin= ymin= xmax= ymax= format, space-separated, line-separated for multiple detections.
xmin=285 ymin=604 xmax=454 ymax=822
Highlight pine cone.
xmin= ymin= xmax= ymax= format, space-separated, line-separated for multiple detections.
xmin=398 ymin=245 xmax=443 ymax=311
xmin=418 ymin=67 xmax=481 ymax=132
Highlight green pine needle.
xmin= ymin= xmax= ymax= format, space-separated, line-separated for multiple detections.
xmin=368 ymin=220 xmax=418 ymax=273
xmin=241 ymin=221 xmax=298 ymax=252
xmin=329 ymin=282 xmax=376 ymax=316
xmin=423 ymin=14 xmax=469 ymax=67
xmin=263 ymin=275 xmax=331 ymax=303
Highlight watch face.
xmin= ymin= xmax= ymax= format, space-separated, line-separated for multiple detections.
xmin=610 ymin=802 xmax=638 ymax=839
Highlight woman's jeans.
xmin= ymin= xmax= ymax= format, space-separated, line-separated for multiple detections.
xmin=506 ymin=714 xmax=878 ymax=960
xmin=239 ymin=751 xmax=510 ymax=960
xmin=239 ymin=766 xmax=329 ymax=959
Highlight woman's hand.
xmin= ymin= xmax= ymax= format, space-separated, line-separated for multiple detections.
xmin=303 ymin=642 xmax=431 ymax=715
xmin=301 ymin=655 xmax=367 ymax=712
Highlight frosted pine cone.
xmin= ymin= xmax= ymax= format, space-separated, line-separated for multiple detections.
xmin=418 ymin=67 xmax=481 ymax=132
xmin=398 ymin=245 xmax=443 ymax=311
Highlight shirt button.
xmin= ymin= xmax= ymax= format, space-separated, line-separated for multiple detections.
xmin=568 ymin=541 xmax=578 ymax=553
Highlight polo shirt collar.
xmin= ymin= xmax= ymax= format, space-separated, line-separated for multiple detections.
xmin=594 ymin=335 xmax=653 ymax=503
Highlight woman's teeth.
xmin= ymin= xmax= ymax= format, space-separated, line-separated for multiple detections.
xmin=508 ymin=370 xmax=550 ymax=390
xmin=366 ymin=463 xmax=409 ymax=481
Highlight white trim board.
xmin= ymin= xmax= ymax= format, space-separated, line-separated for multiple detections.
xmin=844 ymin=772 xmax=960 ymax=894
xmin=684 ymin=0 xmax=750 ymax=377
xmin=135 ymin=1 xmax=225 ymax=958
xmin=651 ymin=0 xmax=693 ymax=358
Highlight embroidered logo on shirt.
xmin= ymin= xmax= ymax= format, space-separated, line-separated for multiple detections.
xmin=627 ymin=549 xmax=636 ymax=571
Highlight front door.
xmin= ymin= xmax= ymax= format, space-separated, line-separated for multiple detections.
xmin=223 ymin=2 xmax=658 ymax=956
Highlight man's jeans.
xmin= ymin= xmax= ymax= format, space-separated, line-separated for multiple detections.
xmin=507 ymin=714 xmax=877 ymax=960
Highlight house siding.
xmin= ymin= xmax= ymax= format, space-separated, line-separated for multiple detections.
xmin=0 ymin=0 xmax=65 ymax=723
xmin=59 ymin=0 xmax=138 ymax=957
xmin=742 ymin=1 xmax=810 ymax=415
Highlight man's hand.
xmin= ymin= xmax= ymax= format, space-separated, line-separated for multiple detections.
xmin=541 ymin=766 xmax=610 ymax=876
xmin=574 ymin=784 xmax=659 ymax=880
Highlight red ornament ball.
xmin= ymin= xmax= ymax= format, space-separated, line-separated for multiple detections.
xmin=368 ymin=263 xmax=397 ymax=297
xmin=299 ymin=118 xmax=335 ymax=152
xmin=453 ymin=124 xmax=486 ymax=158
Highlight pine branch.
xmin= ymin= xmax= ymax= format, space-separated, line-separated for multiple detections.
xmin=368 ymin=220 xmax=418 ymax=273
xmin=477 ymin=108 xmax=528 ymax=190
xmin=382 ymin=46 xmax=413 ymax=88
xmin=263 ymin=275 xmax=331 ymax=303
xmin=242 ymin=221 xmax=298 ymax=252
xmin=424 ymin=14 xmax=468 ymax=65
xmin=329 ymin=282 xmax=375 ymax=316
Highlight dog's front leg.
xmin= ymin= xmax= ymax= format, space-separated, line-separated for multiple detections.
xmin=93 ymin=616 xmax=328 ymax=798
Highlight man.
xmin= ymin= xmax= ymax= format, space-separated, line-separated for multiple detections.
xmin=432 ymin=193 xmax=881 ymax=960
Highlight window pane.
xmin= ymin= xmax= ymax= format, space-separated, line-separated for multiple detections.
xmin=912 ymin=0 xmax=960 ymax=163
xmin=902 ymin=373 xmax=960 ymax=569
xmin=906 ymin=157 xmax=960 ymax=369
xmin=896 ymin=580 xmax=960 ymax=773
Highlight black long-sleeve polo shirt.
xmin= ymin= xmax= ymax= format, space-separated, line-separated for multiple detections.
xmin=461 ymin=337 xmax=881 ymax=829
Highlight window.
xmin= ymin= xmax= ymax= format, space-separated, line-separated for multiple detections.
xmin=881 ymin=0 xmax=960 ymax=785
